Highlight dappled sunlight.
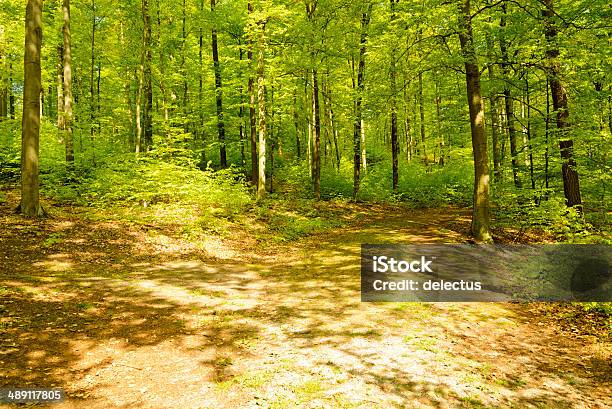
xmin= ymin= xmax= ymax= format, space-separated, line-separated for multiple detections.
xmin=1 ymin=198 xmax=609 ymax=408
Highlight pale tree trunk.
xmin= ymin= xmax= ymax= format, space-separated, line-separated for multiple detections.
xmin=135 ymin=68 xmax=143 ymax=154
xmin=256 ymin=21 xmax=267 ymax=199
xmin=20 ymin=0 xmax=43 ymax=217
xmin=63 ymin=0 xmax=74 ymax=163
xmin=457 ymin=0 xmax=492 ymax=243
xmin=543 ymin=0 xmax=581 ymax=208
xmin=211 ymin=0 xmax=227 ymax=168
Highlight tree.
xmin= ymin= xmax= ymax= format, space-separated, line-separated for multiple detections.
xmin=211 ymin=0 xmax=227 ymax=168
xmin=457 ymin=0 xmax=492 ymax=243
xmin=542 ymin=0 xmax=581 ymax=209
xmin=142 ymin=0 xmax=153 ymax=151
xmin=353 ymin=3 xmax=371 ymax=200
xmin=62 ymin=0 xmax=74 ymax=163
xmin=389 ymin=0 xmax=399 ymax=192
xmin=256 ymin=18 xmax=267 ymax=199
xmin=20 ymin=0 xmax=43 ymax=217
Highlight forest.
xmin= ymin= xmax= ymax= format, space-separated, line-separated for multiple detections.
xmin=0 ymin=0 xmax=610 ymax=407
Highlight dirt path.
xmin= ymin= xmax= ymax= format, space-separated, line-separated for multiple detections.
xmin=0 ymin=199 xmax=610 ymax=408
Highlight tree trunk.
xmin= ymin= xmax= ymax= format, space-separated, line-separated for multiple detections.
xmin=9 ymin=63 xmax=15 ymax=119
xmin=524 ymin=72 xmax=535 ymax=189
xmin=89 ymin=0 xmax=97 ymax=166
xmin=418 ymin=71 xmax=426 ymax=164
xmin=62 ymin=0 xmax=74 ymax=163
xmin=312 ymin=69 xmax=321 ymax=200
xmin=390 ymin=0 xmax=399 ymax=191
xmin=239 ymin=44 xmax=246 ymax=169
xmin=543 ymin=0 xmax=581 ymax=208
xmin=353 ymin=5 xmax=371 ymax=200
xmin=248 ymin=2 xmax=258 ymax=184
xmin=500 ymin=4 xmax=521 ymax=188
xmin=293 ymin=87 xmax=301 ymax=160
xmin=211 ymin=0 xmax=227 ymax=168
xmin=142 ymin=0 xmax=153 ymax=150
xmin=256 ymin=21 xmax=267 ymax=199
xmin=457 ymin=0 xmax=492 ymax=243
xmin=20 ymin=0 xmax=43 ymax=217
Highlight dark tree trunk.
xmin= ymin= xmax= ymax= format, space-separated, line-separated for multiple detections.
xmin=390 ymin=0 xmax=399 ymax=191
xmin=500 ymin=4 xmax=520 ymax=188
xmin=418 ymin=71 xmax=426 ymax=164
xmin=20 ymin=0 xmax=43 ymax=217
xmin=312 ymin=69 xmax=321 ymax=200
xmin=353 ymin=5 xmax=371 ymax=200
xmin=543 ymin=0 xmax=581 ymax=208
xmin=211 ymin=0 xmax=227 ymax=168
xmin=457 ymin=0 xmax=492 ymax=243
xmin=142 ymin=0 xmax=153 ymax=150
xmin=293 ymin=87 xmax=301 ymax=160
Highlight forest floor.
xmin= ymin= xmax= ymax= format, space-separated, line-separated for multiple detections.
xmin=0 ymin=188 xmax=610 ymax=408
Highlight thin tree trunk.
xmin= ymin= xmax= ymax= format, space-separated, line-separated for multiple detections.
xmin=62 ymin=0 xmax=74 ymax=163
xmin=20 ymin=0 xmax=43 ymax=216
xmin=9 ymin=63 xmax=15 ymax=119
xmin=418 ymin=71 xmax=426 ymax=164
xmin=89 ymin=0 xmax=97 ymax=166
xmin=256 ymin=21 xmax=267 ymax=199
xmin=142 ymin=0 xmax=153 ymax=150
xmin=500 ymin=4 xmax=520 ymax=188
xmin=239 ymin=43 xmax=246 ymax=169
xmin=248 ymin=2 xmax=258 ymax=184
xmin=135 ymin=68 xmax=143 ymax=154
xmin=211 ymin=0 xmax=227 ymax=168
xmin=457 ymin=0 xmax=492 ymax=243
xmin=57 ymin=44 xmax=66 ymax=129
xmin=198 ymin=0 xmax=206 ymax=168
xmin=390 ymin=0 xmax=399 ymax=191
xmin=312 ymin=69 xmax=321 ymax=200
xmin=156 ymin=0 xmax=169 ymax=136
xmin=353 ymin=5 xmax=371 ymax=199
xmin=543 ymin=0 xmax=581 ymax=208
xmin=293 ymin=87 xmax=301 ymax=160
xmin=524 ymin=72 xmax=535 ymax=189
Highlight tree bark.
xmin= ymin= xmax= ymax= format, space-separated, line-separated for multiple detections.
xmin=353 ymin=4 xmax=371 ymax=200
xmin=500 ymin=4 xmax=521 ymax=188
xmin=457 ymin=0 xmax=492 ymax=243
xmin=418 ymin=71 xmax=426 ymax=164
xmin=20 ymin=0 xmax=43 ymax=217
xmin=211 ymin=0 xmax=227 ymax=168
xmin=62 ymin=0 xmax=74 ymax=163
xmin=248 ymin=2 xmax=258 ymax=184
xmin=142 ymin=0 xmax=153 ymax=150
xmin=312 ymin=69 xmax=321 ymax=200
xmin=390 ymin=0 xmax=399 ymax=191
xmin=256 ymin=21 xmax=267 ymax=199
xmin=543 ymin=0 xmax=581 ymax=208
